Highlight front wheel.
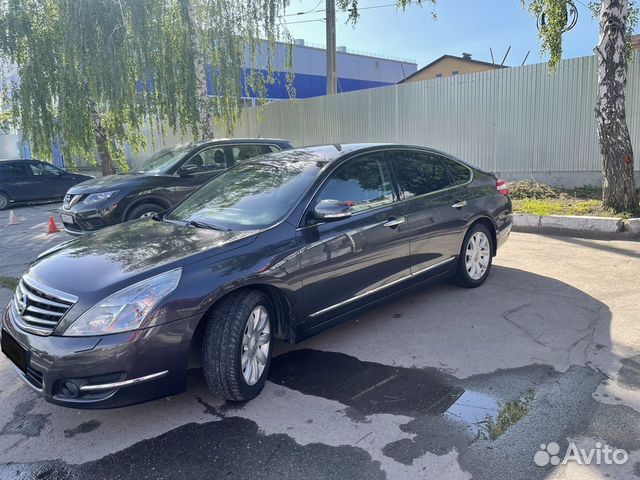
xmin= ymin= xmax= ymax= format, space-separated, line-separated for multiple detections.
xmin=454 ymin=223 xmax=493 ymax=288
xmin=202 ymin=290 xmax=273 ymax=401
xmin=0 ymin=192 xmax=10 ymax=211
xmin=127 ymin=203 xmax=164 ymax=220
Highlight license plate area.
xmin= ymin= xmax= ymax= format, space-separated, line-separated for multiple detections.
xmin=1 ymin=329 xmax=28 ymax=373
xmin=60 ymin=213 xmax=74 ymax=224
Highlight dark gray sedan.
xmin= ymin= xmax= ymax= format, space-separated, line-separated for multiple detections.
xmin=1 ymin=144 xmax=511 ymax=408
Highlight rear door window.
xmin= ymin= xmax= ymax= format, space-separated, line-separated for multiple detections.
xmin=389 ymin=151 xmax=452 ymax=199
xmin=29 ymin=162 xmax=63 ymax=176
xmin=231 ymin=144 xmax=279 ymax=163
xmin=0 ymin=163 xmax=30 ymax=177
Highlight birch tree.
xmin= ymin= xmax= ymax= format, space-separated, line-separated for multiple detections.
xmin=595 ymin=0 xmax=638 ymax=210
xmin=0 ymin=0 xmax=292 ymax=174
xmin=525 ymin=0 xmax=639 ymax=211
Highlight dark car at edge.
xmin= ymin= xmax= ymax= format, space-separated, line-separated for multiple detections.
xmin=0 ymin=159 xmax=93 ymax=210
xmin=59 ymin=138 xmax=291 ymax=235
xmin=1 ymin=144 xmax=512 ymax=408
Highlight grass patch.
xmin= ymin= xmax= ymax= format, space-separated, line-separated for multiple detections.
xmin=486 ymin=390 xmax=534 ymax=440
xmin=509 ymin=180 xmax=639 ymax=219
xmin=0 ymin=276 xmax=18 ymax=291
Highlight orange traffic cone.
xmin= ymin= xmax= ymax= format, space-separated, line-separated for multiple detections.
xmin=7 ymin=210 xmax=18 ymax=225
xmin=47 ymin=216 xmax=60 ymax=234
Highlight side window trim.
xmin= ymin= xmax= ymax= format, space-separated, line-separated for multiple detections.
xmin=298 ymin=151 xmax=400 ymax=229
xmin=439 ymin=154 xmax=474 ymax=187
xmin=387 ymin=148 xmax=473 ymax=202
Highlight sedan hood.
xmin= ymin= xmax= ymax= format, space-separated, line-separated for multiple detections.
xmin=26 ymin=219 xmax=259 ymax=299
xmin=68 ymin=173 xmax=167 ymax=194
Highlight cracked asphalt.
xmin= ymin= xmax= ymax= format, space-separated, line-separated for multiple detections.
xmin=1 ymin=204 xmax=640 ymax=479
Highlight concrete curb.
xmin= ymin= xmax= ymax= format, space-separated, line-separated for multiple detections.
xmin=512 ymin=213 xmax=640 ymax=237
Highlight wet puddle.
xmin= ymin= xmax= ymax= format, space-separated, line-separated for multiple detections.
xmin=444 ymin=389 xmax=500 ymax=437
xmin=269 ymin=348 xmax=514 ymax=457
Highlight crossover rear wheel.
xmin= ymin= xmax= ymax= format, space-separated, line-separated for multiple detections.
xmin=454 ymin=223 xmax=493 ymax=288
xmin=202 ymin=290 xmax=273 ymax=401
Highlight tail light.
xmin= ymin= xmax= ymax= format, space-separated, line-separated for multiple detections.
xmin=496 ymin=179 xmax=509 ymax=196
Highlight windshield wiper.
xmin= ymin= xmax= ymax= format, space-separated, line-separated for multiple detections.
xmin=187 ymin=219 xmax=231 ymax=232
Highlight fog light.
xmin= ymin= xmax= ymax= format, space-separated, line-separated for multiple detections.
xmin=61 ymin=380 xmax=80 ymax=398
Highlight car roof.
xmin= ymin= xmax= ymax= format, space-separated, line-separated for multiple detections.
xmin=0 ymin=158 xmax=39 ymax=163
xmin=191 ymin=138 xmax=291 ymax=147
xmin=252 ymin=143 xmax=436 ymax=165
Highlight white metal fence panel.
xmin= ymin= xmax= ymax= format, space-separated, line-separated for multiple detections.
xmin=233 ymin=53 xmax=640 ymax=174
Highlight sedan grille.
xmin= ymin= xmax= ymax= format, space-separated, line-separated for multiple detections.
xmin=13 ymin=276 xmax=78 ymax=336
xmin=63 ymin=194 xmax=83 ymax=208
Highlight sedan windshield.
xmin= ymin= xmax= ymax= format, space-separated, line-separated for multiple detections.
xmin=168 ymin=153 xmax=324 ymax=230
xmin=133 ymin=144 xmax=193 ymax=174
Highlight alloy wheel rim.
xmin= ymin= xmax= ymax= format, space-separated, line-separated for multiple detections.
xmin=465 ymin=232 xmax=490 ymax=280
xmin=0 ymin=195 xmax=7 ymax=209
xmin=241 ymin=305 xmax=271 ymax=386
xmin=140 ymin=211 xmax=156 ymax=218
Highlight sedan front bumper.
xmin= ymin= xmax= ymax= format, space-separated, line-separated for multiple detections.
xmin=2 ymin=302 xmax=201 ymax=409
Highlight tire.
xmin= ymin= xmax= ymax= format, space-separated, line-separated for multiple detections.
xmin=126 ymin=203 xmax=164 ymax=220
xmin=0 ymin=192 xmax=10 ymax=211
xmin=454 ymin=223 xmax=494 ymax=288
xmin=202 ymin=290 xmax=274 ymax=402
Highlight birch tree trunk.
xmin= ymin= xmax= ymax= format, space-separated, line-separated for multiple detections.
xmin=86 ymin=91 xmax=115 ymax=177
xmin=182 ymin=0 xmax=213 ymax=140
xmin=596 ymin=0 xmax=639 ymax=211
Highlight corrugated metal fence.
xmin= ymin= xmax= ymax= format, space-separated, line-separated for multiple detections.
xmin=232 ymin=53 xmax=640 ymax=178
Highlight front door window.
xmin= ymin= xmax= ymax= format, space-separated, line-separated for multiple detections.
xmin=315 ymin=153 xmax=394 ymax=215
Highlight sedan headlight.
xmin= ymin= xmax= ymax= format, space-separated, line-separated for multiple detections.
xmin=84 ymin=191 xmax=117 ymax=205
xmin=64 ymin=268 xmax=182 ymax=336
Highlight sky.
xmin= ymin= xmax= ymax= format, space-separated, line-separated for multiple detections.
xmin=281 ymin=0 xmax=621 ymax=68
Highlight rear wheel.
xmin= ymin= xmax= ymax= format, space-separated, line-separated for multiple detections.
xmin=202 ymin=290 xmax=273 ymax=401
xmin=127 ymin=203 xmax=164 ymax=220
xmin=454 ymin=223 xmax=493 ymax=288
xmin=0 ymin=192 xmax=9 ymax=210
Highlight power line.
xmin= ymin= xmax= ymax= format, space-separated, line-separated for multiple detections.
xmin=573 ymin=0 xmax=598 ymax=14
xmin=280 ymin=2 xmax=411 ymax=18
xmin=283 ymin=17 xmax=326 ymax=25
xmin=281 ymin=0 xmax=324 ymax=17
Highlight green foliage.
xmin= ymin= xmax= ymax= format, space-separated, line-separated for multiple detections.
xmin=339 ymin=0 xmax=436 ymax=24
xmin=0 ymin=110 xmax=13 ymax=133
xmin=0 ymin=276 xmax=18 ymax=291
xmin=524 ymin=0 xmax=638 ymax=70
xmin=523 ymin=0 xmax=569 ymax=70
xmin=0 ymin=0 xmax=294 ymax=168
xmin=486 ymin=390 xmax=534 ymax=440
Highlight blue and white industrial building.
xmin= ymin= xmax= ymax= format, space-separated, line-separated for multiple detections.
xmin=1 ymin=40 xmax=416 ymax=167
xmin=229 ymin=39 xmax=417 ymax=103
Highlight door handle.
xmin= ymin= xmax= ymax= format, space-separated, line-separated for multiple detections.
xmin=383 ymin=217 xmax=406 ymax=228
xmin=451 ymin=200 xmax=467 ymax=209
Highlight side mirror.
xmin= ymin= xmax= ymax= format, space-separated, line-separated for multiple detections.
xmin=179 ymin=164 xmax=199 ymax=176
xmin=313 ymin=199 xmax=352 ymax=221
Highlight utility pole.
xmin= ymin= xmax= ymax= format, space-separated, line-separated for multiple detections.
xmin=326 ymin=0 xmax=337 ymax=94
